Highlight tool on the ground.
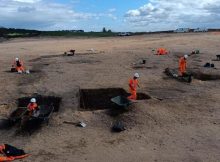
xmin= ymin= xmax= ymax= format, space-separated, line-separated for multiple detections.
xmin=63 ymin=121 xmax=86 ymax=128
xmin=77 ymin=122 xmax=87 ymax=128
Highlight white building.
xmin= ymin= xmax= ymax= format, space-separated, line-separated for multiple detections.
xmin=194 ymin=28 xmax=208 ymax=32
xmin=174 ymin=28 xmax=190 ymax=33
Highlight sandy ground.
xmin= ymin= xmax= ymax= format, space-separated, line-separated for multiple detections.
xmin=0 ymin=33 xmax=220 ymax=162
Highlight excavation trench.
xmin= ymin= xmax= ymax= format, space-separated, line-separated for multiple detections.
xmin=5 ymin=69 xmax=41 ymax=73
xmin=79 ymin=88 xmax=151 ymax=111
xmin=2 ymin=95 xmax=62 ymax=133
xmin=192 ymin=72 xmax=220 ymax=81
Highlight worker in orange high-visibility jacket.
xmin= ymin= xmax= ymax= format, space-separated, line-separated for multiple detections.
xmin=13 ymin=58 xmax=25 ymax=73
xmin=27 ymin=98 xmax=38 ymax=116
xmin=0 ymin=144 xmax=28 ymax=161
xmin=157 ymin=48 xmax=168 ymax=55
xmin=179 ymin=55 xmax=188 ymax=76
xmin=128 ymin=73 xmax=140 ymax=100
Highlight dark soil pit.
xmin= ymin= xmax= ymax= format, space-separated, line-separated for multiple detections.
xmin=29 ymin=70 xmax=41 ymax=73
xmin=0 ymin=119 xmax=13 ymax=129
xmin=80 ymin=88 xmax=128 ymax=111
xmin=68 ymin=59 xmax=101 ymax=65
xmin=9 ymin=95 xmax=62 ymax=134
xmin=132 ymin=65 xmax=157 ymax=70
xmin=20 ymin=117 xmax=43 ymax=135
xmin=5 ymin=69 xmax=41 ymax=73
xmin=136 ymin=93 xmax=152 ymax=100
xmin=18 ymin=94 xmax=62 ymax=112
xmin=79 ymin=88 xmax=151 ymax=112
xmin=9 ymin=108 xmax=26 ymax=120
xmin=40 ymin=54 xmax=62 ymax=59
xmin=192 ymin=72 xmax=220 ymax=81
xmin=18 ymin=105 xmax=55 ymax=134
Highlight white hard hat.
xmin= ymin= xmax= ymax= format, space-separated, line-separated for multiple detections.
xmin=30 ymin=98 xmax=36 ymax=103
xmin=134 ymin=73 xmax=140 ymax=78
xmin=184 ymin=55 xmax=188 ymax=59
xmin=15 ymin=58 xmax=19 ymax=61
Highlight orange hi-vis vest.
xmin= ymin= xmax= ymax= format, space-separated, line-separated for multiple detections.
xmin=179 ymin=56 xmax=187 ymax=75
xmin=128 ymin=79 xmax=138 ymax=100
xmin=157 ymin=48 xmax=167 ymax=55
xmin=129 ymin=79 xmax=138 ymax=92
xmin=27 ymin=103 xmax=38 ymax=112
xmin=13 ymin=60 xmax=25 ymax=72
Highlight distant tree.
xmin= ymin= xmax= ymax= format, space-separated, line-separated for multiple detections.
xmin=102 ymin=27 xmax=107 ymax=33
xmin=108 ymin=29 xmax=112 ymax=33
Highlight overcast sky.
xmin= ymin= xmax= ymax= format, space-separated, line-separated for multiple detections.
xmin=0 ymin=0 xmax=220 ymax=31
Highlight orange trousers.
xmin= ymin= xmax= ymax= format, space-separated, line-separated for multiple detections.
xmin=179 ymin=66 xmax=186 ymax=76
xmin=0 ymin=156 xmax=14 ymax=161
xmin=16 ymin=66 xmax=25 ymax=72
xmin=128 ymin=90 xmax=137 ymax=100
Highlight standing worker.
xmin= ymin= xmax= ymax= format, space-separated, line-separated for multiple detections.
xmin=12 ymin=58 xmax=25 ymax=73
xmin=128 ymin=73 xmax=140 ymax=100
xmin=27 ymin=98 xmax=38 ymax=116
xmin=179 ymin=55 xmax=188 ymax=76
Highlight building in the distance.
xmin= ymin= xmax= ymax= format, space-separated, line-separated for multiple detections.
xmin=193 ymin=28 xmax=208 ymax=32
xmin=174 ymin=28 xmax=190 ymax=33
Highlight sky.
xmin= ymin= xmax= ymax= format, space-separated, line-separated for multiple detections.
xmin=0 ymin=0 xmax=220 ymax=32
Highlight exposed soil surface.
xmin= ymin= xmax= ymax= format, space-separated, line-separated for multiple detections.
xmin=0 ymin=33 xmax=220 ymax=162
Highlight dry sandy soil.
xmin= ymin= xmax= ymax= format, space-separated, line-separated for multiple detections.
xmin=0 ymin=33 xmax=220 ymax=162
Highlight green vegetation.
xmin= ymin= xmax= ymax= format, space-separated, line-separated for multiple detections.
xmin=0 ymin=27 xmax=117 ymax=38
xmin=0 ymin=27 xmax=166 ymax=39
xmin=0 ymin=27 xmax=41 ymax=38
xmin=41 ymin=31 xmax=117 ymax=37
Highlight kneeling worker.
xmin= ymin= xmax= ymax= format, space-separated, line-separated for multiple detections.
xmin=179 ymin=55 xmax=188 ymax=76
xmin=27 ymin=98 xmax=38 ymax=116
xmin=12 ymin=58 xmax=25 ymax=73
xmin=0 ymin=144 xmax=28 ymax=161
xmin=128 ymin=73 xmax=140 ymax=100
xmin=20 ymin=98 xmax=38 ymax=130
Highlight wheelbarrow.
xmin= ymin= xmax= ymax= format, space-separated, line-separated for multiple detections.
xmin=111 ymin=96 xmax=134 ymax=108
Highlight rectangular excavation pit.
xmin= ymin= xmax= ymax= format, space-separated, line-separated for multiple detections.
xmin=80 ymin=88 xmax=128 ymax=111
xmin=79 ymin=88 xmax=151 ymax=111
xmin=11 ymin=95 xmax=62 ymax=134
